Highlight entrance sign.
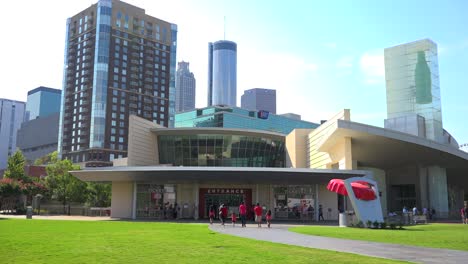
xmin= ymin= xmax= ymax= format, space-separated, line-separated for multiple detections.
xmin=207 ymin=188 xmax=245 ymax=194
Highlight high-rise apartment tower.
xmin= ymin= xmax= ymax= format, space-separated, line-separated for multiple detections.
xmin=58 ymin=0 xmax=177 ymax=166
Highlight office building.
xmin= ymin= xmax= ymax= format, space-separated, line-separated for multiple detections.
xmin=384 ymin=39 xmax=443 ymax=142
xmin=175 ymin=61 xmax=196 ymax=113
xmin=58 ymin=0 xmax=177 ymax=166
xmin=175 ymin=105 xmax=319 ymax=135
xmin=25 ymin=86 xmax=61 ymax=121
xmin=241 ymin=88 xmax=276 ymax=114
xmin=207 ymin=40 xmax=237 ymax=107
xmin=17 ymin=113 xmax=60 ymax=163
xmin=0 ymin=99 xmax=25 ymax=169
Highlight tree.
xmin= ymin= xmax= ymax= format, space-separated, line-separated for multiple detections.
xmin=45 ymin=155 xmax=87 ymax=215
xmin=86 ymin=183 xmax=111 ymax=207
xmin=3 ymin=150 xmax=26 ymax=181
xmin=34 ymin=151 xmax=56 ymax=166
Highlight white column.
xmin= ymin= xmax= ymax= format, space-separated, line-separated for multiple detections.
xmin=132 ymin=181 xmax=137 ymax=220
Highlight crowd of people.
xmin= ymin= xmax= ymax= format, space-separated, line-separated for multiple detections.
xmin=209 ymin=202 xmax=326 ymax=228
xmin=209 ymin=202 xmax=272 ymax=228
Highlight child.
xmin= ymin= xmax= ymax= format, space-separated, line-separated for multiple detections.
xmin=231 ymin=211 xmax=237 ymax=227
xmin=209 ymin=205 xmax=215 ymax=225
xmin=266 ymin=209 xmax=272 ymax=228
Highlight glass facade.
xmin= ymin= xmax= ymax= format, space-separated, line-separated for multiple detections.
xmin=136 ymin=183 xmax=177 ymax=218
xmin=90 ymin=0 xmax=112 ymax=148
xmin=168 ymin=24 xmax=177 ymax=127
xmin=208 ymin=40 xmax=237 ymax=107
xmin=26 ymin=87 xmax=61 ymax=121
xmin=57 ymin=18 xmax=70 ymax=159
xmin=384 ymin=39 xmax=443 ymax=142
xmin=175 ymin=106 xmax=319 ymax=135
xmin=158 ymin=134 xmax=285 ymax=167
xmin=273 ymin=185 xmax=316 ymax=220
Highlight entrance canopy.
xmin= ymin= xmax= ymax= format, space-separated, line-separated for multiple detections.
xmin=71 ymin=166 xmax=369 ymax=184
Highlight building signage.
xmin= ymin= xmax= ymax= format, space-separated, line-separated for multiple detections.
xmin=257 ymin=110 xmax=269 ymax=119
xmin=206 ymin=188 xmax=246 ymax=194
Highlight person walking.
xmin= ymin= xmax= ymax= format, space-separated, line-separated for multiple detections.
xmin=239 ymin=201 xmax=247 ymax=227
xmin=460 ymin=207 xmax=465 ymax=224
xmin=318 ymin=204 xmax=324 ymax=221
xmin=266 ymin=209 xmax=272 ymax=228
xmin=254 ymin=203 xmax=263 ymax=227
xmin=209 ymin=205 xmax=215 ymax=225
xmin=219 ymin=204 xmax=227 ymax=226
xmin=464 ymin=205 xmax=468 ymax=224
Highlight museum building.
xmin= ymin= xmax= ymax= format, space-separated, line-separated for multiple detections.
xmin=72 ymin=110 xmax=468 ymax=220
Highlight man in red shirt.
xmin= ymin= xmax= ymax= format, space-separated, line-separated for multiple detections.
xmin=254 ymin=203 xmax=263 ymax=227
xmin=239 ymin=202 xmax=247 ymax=227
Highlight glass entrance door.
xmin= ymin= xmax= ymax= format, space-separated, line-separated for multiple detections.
xmin=204 ymin=194 xmax=245 ymax=218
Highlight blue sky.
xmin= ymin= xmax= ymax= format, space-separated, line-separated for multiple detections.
xmin=0 ymin=0 xmax=467 ymax=144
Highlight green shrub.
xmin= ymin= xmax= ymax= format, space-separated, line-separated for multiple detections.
xmin=366 ymin=220 xmax=372 ymax=228
xmin=389 ymin=223 xmax=396 ymax=229
xmin=356 ymin=221 xmax=364 ymax=228
xmin=397 ymin=222 xmax=404 ymax=229
xmin=372 ymin=221 xmax=380 ymax=229
xmin=379 ymin=222 xmax=387 ymax=229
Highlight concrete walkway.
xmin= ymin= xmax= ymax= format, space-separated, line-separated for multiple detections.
xmin=210 ymin=224 xmax=468 ymax=264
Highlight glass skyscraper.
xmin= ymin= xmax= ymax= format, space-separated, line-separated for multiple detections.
xmin=241 ymin=88 xmax=276 ymax=114
xmin=175 ymin=106 xmax=318 ymax=135
xmin=384 ymin=39 xmax=443 ymax=142
xmin=26 ymin=86 xmax=61 ymax=121
xmin=175 ymin=61 xmax=196 ymax=113
xmin=0 ymin=99 xmax=25 ymax=169
xmin=207 ymin=40 xmax=237 ymax=107
xmin=58 ymin=0 xmax=177 ymax=166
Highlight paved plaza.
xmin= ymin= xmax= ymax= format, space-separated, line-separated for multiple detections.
xmin=210 ymin=224 xmax=468 ymax=264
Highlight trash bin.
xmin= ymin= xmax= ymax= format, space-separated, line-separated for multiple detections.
xmin=26 ymin=206 xmax=33 ymax=219
xmin=339 ymin=213 xmax=347 ymax=227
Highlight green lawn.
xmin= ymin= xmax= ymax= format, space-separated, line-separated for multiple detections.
xmin=0 ymin=219 xmax=405 ymax=264
xmin=290 ymin=224 xmax=468 ymax=251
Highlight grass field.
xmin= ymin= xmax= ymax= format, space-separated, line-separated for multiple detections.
xmin=290 ymin=224 xmax=468 ymax=251
xmin=0 ymin=219 xmax=406 ymax=264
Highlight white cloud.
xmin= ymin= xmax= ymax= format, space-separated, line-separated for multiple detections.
xmin=360 ymin=51 xmax=384 ymax=84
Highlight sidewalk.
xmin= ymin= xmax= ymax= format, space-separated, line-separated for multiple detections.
xmin=210 ymin=224 xmax=468 ymax=264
